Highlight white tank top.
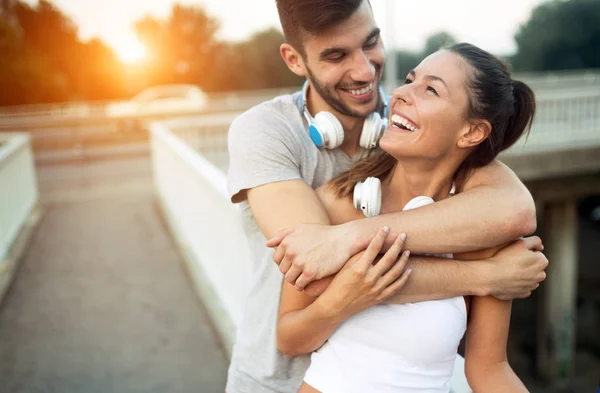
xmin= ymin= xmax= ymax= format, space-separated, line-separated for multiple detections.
xmin=304 ymin=195 xmax=467 ymax=393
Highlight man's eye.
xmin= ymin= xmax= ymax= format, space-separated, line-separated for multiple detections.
xmin=328 ymin=54 xmax=345 ymax=62
xmin=365 ymin=38 xmax=378 ymax=48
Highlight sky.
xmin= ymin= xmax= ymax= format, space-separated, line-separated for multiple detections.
xmin=35 ymin=0 xmax=548 ymax=60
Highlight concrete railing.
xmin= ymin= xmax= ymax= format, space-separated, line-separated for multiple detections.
xmin=149 ymin=122 xmax=472 ymax=393
xmin=149 ymin=122 xmax=252 ymax=353
xmin=0 ymin=133 xmax=40 ymax=302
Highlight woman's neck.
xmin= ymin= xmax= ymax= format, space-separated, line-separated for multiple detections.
xmin=380 ymin=158 xmax=458 ymax=213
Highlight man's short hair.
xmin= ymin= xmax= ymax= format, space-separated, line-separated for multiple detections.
xmin=275 ymin=0 xmax=365 ymax=56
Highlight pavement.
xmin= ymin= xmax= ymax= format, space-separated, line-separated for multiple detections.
xmin=0 ymin=157 xmax=228 ymax=393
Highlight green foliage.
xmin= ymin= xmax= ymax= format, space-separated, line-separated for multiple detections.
xmin=133 ymin=8 xmax=301 ymax=93
xmin=512 ymin=0 xmax=600 ymax=71
xmin=421 ymin=31 xmax=457 ymax=58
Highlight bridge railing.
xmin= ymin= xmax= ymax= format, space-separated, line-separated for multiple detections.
xmin=0 ymin=133 xmax=40 ymax=302
xmin=149 ymin=122 xmax=252 ymax=355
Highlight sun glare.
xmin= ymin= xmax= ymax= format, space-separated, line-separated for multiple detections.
xmin=115 ymin=36 xmax=148 ymax=65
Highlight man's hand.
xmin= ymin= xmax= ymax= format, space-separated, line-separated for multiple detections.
xmin=313 ymin=227 xmax=411 ymax=319
xmin=486 ymin=236 xmax=548 ymax=300
xmin=266 ymin=223 xmax=358 ymax=290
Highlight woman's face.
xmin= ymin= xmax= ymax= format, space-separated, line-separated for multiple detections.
xmin=379 ymin=50 xmax=473 ymax=162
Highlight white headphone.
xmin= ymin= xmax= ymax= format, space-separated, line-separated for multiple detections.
xmin=353 ymin=177 xmax=457 ymax=217
xmin=300 ymin=81 xmax=389 ymax=149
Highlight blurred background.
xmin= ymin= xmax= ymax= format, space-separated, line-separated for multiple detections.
xmin=0 ymin=0 xmax=598 ymax=392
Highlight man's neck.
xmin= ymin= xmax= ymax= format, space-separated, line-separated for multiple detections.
xmin=306 ymin=86 xmax=364 ymax=157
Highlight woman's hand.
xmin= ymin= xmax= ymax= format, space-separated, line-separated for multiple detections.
xmin=314 ymin=227 xmax=412 ymax=320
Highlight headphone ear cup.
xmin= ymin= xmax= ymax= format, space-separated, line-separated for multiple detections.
xmin=312 ymin=112 xmax=344 ymax=149
xmin=366 ymin=177 xmax=382 ymax=217
xmin=353 ymin=177 xmax=381 ymax=217
xmin=403 ymin=196 xmax=434 ymax=211
xmin=359 ymin=112 xmax=386 ymax=149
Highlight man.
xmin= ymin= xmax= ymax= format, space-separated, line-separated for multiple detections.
xmin=226 ymin=1 xmax=548 ymax=392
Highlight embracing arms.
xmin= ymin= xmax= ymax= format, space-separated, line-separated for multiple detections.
xmin=268 ymin=160 xmax=543 ymax=290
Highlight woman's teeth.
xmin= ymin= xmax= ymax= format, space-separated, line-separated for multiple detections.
xmin=391 ymin=114 xmax=419 ymax=132
xmin=348 ymin=84 xmax=373 ymax=95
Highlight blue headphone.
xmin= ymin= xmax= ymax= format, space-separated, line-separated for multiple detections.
xmin=300 ymin=81 xmax=390 ymax=149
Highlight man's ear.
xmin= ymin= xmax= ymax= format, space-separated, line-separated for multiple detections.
xmin=280 ymin=43 xmax=307 ymax=77
xmin=457 ymin=120 xmax=491 ymax=148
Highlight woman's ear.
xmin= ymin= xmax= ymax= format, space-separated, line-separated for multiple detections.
xmin=280 ymin=43 xmax=307 ymax=77
xmin=457 ymin=120 xmax=491 ymax=148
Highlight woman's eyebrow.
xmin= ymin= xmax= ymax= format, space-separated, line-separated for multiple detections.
xmin=409 ymin=70 xmax=448 ymax=88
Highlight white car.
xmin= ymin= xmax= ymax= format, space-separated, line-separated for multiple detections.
xmin=108 ymin=84 xmax=208 ymax=118
xmin=107 ymin=84 xmax=208 ymax=131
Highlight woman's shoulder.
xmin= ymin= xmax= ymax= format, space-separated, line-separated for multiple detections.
xmin=316 ymin=181 xmax=364 ymax=225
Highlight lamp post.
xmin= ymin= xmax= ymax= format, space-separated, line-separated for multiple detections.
xmin=384 ymin=0 xmax=397 ymax=95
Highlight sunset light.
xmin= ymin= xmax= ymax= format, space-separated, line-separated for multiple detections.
xmin=114 ymin=35 xmax=148 ymax=64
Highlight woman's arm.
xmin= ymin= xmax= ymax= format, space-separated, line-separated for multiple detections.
xmin=277 ymin=228 xmax=411 ymax=358
xmin=460 ymin=247 xmax=529 ymax=393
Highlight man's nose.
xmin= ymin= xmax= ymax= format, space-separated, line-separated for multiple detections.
xmin=349 ymin=52 xmax=376 ymax=83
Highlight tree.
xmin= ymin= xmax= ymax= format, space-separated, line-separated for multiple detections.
xmin=208 ymin=28 xmax=302 ymax=92
xmin=421 ymin=31 xmax=457 ymax=58
xmin=133 ymin=5 xmax=221 ymax=90
xmin=512 ymin=0 xmax=600 ymax=71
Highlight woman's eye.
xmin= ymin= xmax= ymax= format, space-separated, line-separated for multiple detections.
xmin=404 ymin=78 xmax=413 ymax=85
xmin=427 ymin=86 xmax=438 ymax=96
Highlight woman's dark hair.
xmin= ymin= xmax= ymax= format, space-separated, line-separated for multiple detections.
xmin=275 ymin=0 xmax=365 ymax=56
xmin=331 ymin=42 xmax=536 ymax=198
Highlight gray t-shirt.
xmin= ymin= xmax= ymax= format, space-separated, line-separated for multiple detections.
xmin=226 ymin=91 xmax=376 ymax=393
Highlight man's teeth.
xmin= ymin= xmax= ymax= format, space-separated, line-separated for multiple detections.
xmin=348 ymin=84 xmax=373 ymax=95
xmin=391 ymin=114 xmax=419 ymax=132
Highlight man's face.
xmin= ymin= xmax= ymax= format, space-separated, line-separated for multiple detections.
xmin=301 ymin=1 xmax=385 ymax=119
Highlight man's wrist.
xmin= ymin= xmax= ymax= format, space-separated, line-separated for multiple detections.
xmin=472 ymin=260 xmax=494 ymax=297
xmin=344 ymin=220 xmax=368 ymax=255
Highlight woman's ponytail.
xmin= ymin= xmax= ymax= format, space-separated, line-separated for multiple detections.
xmin=501 ymin=80 xmax=536 ymax=151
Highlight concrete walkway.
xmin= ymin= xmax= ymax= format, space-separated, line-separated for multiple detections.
xmin=0 ymin=157 xmax=228 ymax=393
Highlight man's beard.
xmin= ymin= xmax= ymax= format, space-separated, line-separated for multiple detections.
xmin=305 ymin=65 xmax=381 ymax=119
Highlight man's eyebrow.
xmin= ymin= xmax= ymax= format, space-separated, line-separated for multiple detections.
xmin=319 ymin=28 xmax=381 ymax=60
xmin=409 ymin=69 xmax=448 ymax=88
xmin=363 ymin=28 xmax=381 ymax=45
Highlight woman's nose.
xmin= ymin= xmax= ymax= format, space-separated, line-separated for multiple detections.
xmin=392 ymin=85 xmax=413 ymax=104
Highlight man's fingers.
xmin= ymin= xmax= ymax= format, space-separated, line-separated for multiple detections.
xmin=265 ymin=229 xmax=292 ymax=248
xmin=285 ymin=264 xmax=303 ymax=285
xmin=521 ymin=236 xmax=543 ymax=251
xmin=379 ymin=268 xmax=412 ymax=300
xmin=294 ymin=269 xmax=316 ymax=291
xmin=272 ymin=245 xmax=287 ymax=266
xmin=361 ymin=227 xmax=391 ymax=269
xmin=279 ymin=257 xmax=293 ymax=275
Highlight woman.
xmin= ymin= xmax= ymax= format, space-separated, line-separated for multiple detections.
xmin=277 ymin=43 xmax=536 ymax=393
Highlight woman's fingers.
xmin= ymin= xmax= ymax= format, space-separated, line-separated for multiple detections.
xmin=379 ymin=268 xmax=412 ymax=300
xmin=372 ymin=233 xmax=406 ymax=277
xmin=359 ymin=227 xmax=391 ymax=270
xmin=378 ymin=249 xmax=411 ymax=290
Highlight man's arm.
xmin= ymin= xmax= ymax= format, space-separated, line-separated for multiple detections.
xmin=303 ymin=237 xmax=547 ymax=302
xmin=246 ymin=179 xmax=532 ymax=305
xmin=352 ymin=160 xmax=536 ymax=254
xmin=269 ymin=160 xmax=539 ymax=288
